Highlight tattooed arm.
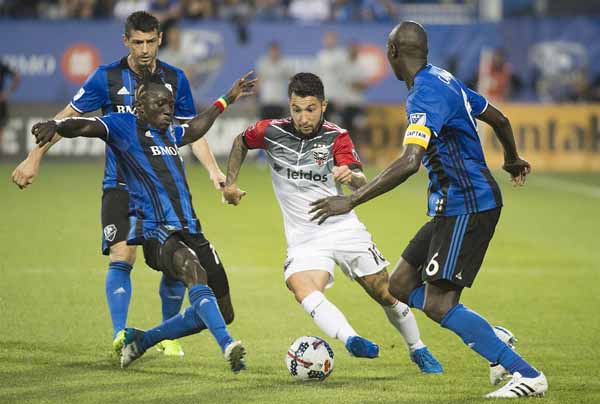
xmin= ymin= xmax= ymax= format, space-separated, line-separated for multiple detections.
xmin=223 ymin=133 xmax=248 ymax=205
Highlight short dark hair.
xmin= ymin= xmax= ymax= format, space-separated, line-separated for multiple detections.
xmin=125 ymin=11 xmax=160 ymax=37
xmin=136 ymin=68 xmax=168 ymax=103
xmin=288 ymin=72 xmax=325 ymax=101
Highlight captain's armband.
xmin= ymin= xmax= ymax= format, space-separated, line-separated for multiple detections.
xmin=403 ymin=124 xmax=431 ymax=149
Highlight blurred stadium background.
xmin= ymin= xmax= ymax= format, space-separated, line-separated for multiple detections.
xmin=1 ymin=0 xmax=600 ymax=169
xmin=1 ymin=1 xmax=599 ymax=403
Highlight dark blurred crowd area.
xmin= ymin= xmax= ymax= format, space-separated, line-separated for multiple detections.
xmin=3 ymin=0 xmax=599 ymax=21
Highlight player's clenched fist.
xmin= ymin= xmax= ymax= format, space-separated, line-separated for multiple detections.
xmin=223 ymin=184 xmax=247 ymax=206
xmin=332 ymin=165 xmax=353 ymax=184
xmin=31 ymin=120 xmax=58 ymax=147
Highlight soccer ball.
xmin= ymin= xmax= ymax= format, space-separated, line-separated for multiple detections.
xmin=285 ymin=336 xmax=334 ymax=381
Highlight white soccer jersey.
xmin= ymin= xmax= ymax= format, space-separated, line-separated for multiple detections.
xmin=243 ymin=118 xmax=367 ymax=248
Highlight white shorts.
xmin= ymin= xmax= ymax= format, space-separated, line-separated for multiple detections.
xmin=283 ymin=228 xmax=390 ymax=288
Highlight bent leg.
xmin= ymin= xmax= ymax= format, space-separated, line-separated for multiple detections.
xmin=389 ymin=257 xmax=425 ymax=310
xmin=358 ymin=270 xmax=424 ymax=351
xmin=287 ymin=270 xmax=358 ymax=344
xmin=425 ymin=280 xmax=539 ymax=378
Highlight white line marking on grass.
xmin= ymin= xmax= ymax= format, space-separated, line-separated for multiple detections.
xmin=533 ymin=175 xmax=600 ymax=199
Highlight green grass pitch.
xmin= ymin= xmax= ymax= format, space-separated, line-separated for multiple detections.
xmin=1 ymin=161 xmax=599 ymax=403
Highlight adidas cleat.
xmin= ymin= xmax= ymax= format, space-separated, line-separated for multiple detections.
xmin=112 ymin=329 xmax=126 ymax=356
xmin=120 ymin=328 xmax=146 ymax=368
xmin=345 ymin=336 xmax=379 ymax=359
xmin=490 ymin=326 xmax=518 ymax=385
xmin=224 ymin=340 xmax=246 ymax=373
xmin=156 ymin=339 xmax=185 ymax=357
xmin=410 ymin=347 xmax=443 ymax=374
xmin=485 ymin=371 xmax=548 ymax=398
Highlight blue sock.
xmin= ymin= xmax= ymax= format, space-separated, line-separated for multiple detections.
xmin=105 ymin=261 xmax=133 ymax=338
xmin=140 ymin=306 xmax=207 ymax=351
xmin=189 ymin=284 xmax=233 ymax=352
xmin=408 ymin=285 xmax=425 ymax=310
xmin=159 ymin=274 xmax=186 ymax=322
xmin=441 ymin=304 xmax=539 ymax=378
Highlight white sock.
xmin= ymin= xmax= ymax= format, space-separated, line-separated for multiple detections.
xmin=383 ymin=300 xmax=425 ymax=352
xmin=301 ymin=291 xmax=358 ymax=344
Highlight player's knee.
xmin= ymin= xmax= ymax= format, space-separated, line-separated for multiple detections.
xmin=173 ymin=247 xmax=207 ymax=286
xmin=109 ymin=242 xmax=136 ymax=265
xmin=388 ymin=272 xmax=411 ymax=303
xmin=362 ymin=281 xmax=395 ymax=306
xmin=423 ymin=300 xmax=452 ymax=324
xmin=388 ymin=260 xmax=419 ymax=303
xmin=287 ymin=283 xmax=317 ymax=304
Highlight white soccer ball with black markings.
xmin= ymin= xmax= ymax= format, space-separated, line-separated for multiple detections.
xmin=285 ymin=336 xmax=334 ymax=381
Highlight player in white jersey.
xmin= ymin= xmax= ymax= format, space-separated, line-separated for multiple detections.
xmin=223 ymin=72 xmax=442 ymax=372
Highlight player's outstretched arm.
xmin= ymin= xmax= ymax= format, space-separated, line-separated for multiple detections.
xmin=310 ymin=144 xmax=425 ymax=224
xmin=31 ymin=117 xmax=106 ymax=147
xmin=478 ymin=104 xmax=531 ymax=186
xmin=179 ymin=71 xmax=256 ymax=147
xmin=11 ymin=104 xmax=81 ymax=189
xmin=222 ymin=133 xmax=248 ymax=206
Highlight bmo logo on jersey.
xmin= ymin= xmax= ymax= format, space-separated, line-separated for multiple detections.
xmin=286 ymin=168 xmax=328 ymax=183
xmin=150 ymin=145 xmax=179 ymax=156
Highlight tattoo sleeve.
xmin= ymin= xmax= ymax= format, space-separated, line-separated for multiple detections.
xmin=225 ymin=134 xmax=249 ymax=186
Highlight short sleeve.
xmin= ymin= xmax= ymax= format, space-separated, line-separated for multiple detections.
xmin=96 ymin=113 xmax=134 ymax=151
xmin=404 ymin=85 xmax=451 ymax=149
xmin=332 ymin=132 xmax=362 ymax=170
xmin=70 ymin=67 xmax=109 ymax=113
xmin=242 ymin=120 xmax=270 ymax=150
xmin=174 ymin=72 xmax=196 ymax=120
xmin=465 ymin=87 xmax=488 ymax=116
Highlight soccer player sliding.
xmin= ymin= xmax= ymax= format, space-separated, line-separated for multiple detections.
xmin=12 ymin=11 xmax=228 ymax=358
xmin=31 ymin=69 xmax=256 ymax=373
xmin=309 ymin=21 xmax=547 ymax=398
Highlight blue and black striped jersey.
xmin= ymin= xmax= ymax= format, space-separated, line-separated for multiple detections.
xmin=70 ymin=57 xmax=196 ymax=191
xmin=96 ymin=112 xmax=201 ymax=241
xmin=403 ymin=64 xmax=502 ymax=217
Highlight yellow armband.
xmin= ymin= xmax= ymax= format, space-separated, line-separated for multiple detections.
xmin=403 ymin=124 xmax=431 ymax=149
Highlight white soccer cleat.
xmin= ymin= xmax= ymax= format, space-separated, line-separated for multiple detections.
xmin=485 ymin=371 xmax=548 ymax=398
xmin=224 ymin=340 xmax=246 ymax=373
xmin=490 ymin=326 xmax=518 ymax=385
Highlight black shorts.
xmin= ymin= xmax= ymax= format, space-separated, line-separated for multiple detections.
xmin=142 ymin=228 xmax=230 ymax=298
xmin=101 ymin=188 xmax=132 ymax=255
xmin=401 ymin=208 xmax=501 ymax=288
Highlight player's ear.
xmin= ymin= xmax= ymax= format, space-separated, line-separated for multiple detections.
xmin=388 ymin=42 xmax=397 ymax=59
xmin=321 ymin=99 xmax=328 ymax=114
xmin=158 ymin=31 xmax=163 ymax=46
xmin=122 ymin=34 xmax=129 ymax=48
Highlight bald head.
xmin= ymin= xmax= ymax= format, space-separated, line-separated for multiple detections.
xmin=388 ymin=21 xmax=428 ymax=60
